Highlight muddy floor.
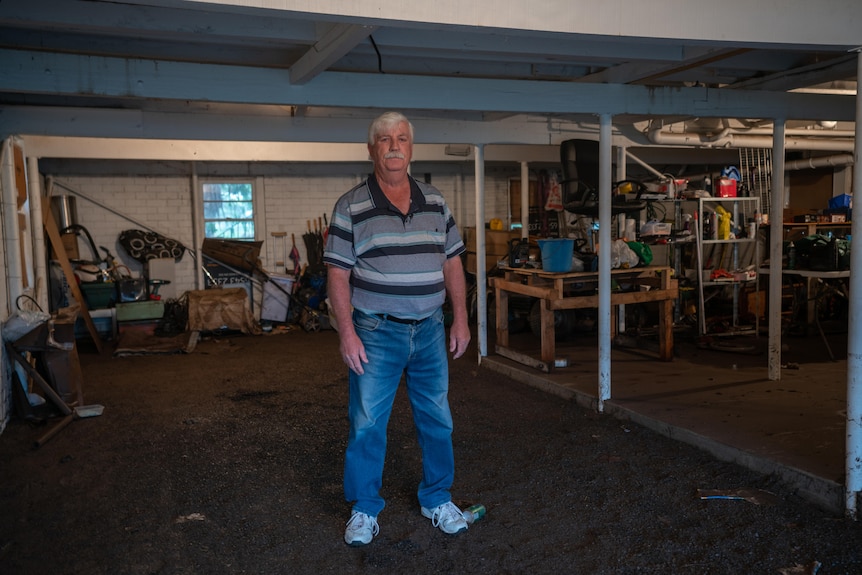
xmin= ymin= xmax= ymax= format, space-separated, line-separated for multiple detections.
xmin=1 ymin=328 xmax=860 ymax=574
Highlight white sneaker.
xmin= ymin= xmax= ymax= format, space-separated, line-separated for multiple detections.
xmin=421 ymin=501 xmax=468 ymax=535
xmin=344 ymin=511 xmax=379 ymax=546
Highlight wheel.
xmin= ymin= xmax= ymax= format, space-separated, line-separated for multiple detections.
xmin=302 ymin=310 xmax=321 ymax=332
xmin=529 ymin=300 xmax=575 ymax=339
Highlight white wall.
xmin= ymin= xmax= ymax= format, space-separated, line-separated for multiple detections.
xmin=51 ymin=163 xmax=523 ymax=314
xmin=59 ymin=175 xmax=198 ymax=288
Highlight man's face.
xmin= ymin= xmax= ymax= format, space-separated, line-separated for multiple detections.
xmin=369 ymin=121 xmax=413 ymax=175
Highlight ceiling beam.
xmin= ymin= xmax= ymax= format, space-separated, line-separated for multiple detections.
xmin=731 ymin=54 xmax=859 ymax=92
xmin=1 ymin=49 xmax=855 ymax=122
xmin=21 ymin=134 xmax=561 ymax=163
xmin=290 ymin=23 xmax=376 ymax=85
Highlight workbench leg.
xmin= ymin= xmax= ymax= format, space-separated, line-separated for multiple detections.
xmin=658 ymin=270 xmax=674 ymax=361
xmin=495 ymin=286 xmax=509 ymax=348
xmin=541 ymin=300 xmax=556 ymax=366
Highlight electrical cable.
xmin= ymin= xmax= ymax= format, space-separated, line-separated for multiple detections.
xmin=369 ymin=35 xmax=385 ymax=73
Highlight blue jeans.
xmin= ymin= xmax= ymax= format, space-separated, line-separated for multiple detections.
xmin=344 ymin=307 xmax=454 ymax=517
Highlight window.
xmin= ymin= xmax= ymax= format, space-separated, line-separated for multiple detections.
xmin=203 ymin=181 xmax=255 ymax=240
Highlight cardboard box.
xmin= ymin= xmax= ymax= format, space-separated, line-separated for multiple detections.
xmin=462 ymin=227 xmax=520 ymax=254
xmin=465 ymin=251 xmax=501 ymax=274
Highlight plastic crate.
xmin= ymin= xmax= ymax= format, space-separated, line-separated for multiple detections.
xmin=79 ymin=282 xmax=117 ymax=309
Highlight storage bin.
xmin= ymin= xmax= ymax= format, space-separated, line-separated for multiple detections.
xmin=261 ymin=273 xmax=295 ymax=322
xmin=79 ymin=282 xmax=117 ymax=309
xmin=828 ymin=194 xmax=852 ymax=210
xmin=75 ymin=308 xmax=117 ymax=340
xmin=539 ymin=238 xmax=574 ymax=273
xmin=116 ymin=301 xmax=165 ymax=321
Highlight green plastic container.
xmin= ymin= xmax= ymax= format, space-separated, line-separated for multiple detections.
xmin=80 ymin=282 xmax=117 ymax=309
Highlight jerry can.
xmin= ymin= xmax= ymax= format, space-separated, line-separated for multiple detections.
xmin=508 ymin=238 xmax=530 ymax=268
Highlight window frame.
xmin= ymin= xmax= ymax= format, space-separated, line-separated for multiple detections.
xmin=201 ymin=179 xmax=257 ymax=241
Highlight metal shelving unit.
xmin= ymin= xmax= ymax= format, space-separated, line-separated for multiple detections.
xmin=696 ymin=196 xmax=760 ymax=336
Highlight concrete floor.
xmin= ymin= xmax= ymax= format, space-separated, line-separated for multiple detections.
xmin=479 ymin=322 xmax=850 ymax=514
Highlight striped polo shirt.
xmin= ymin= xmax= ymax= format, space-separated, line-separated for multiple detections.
xmin=323 ymin=174 xmax=465 ymax=320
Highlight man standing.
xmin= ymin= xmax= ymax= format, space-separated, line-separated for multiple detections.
xmin=324 ymin=111 xmax=471 ymax=546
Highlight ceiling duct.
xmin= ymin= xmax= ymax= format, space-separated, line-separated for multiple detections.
xmin=647 ymin=122 xmax=855 ymax=152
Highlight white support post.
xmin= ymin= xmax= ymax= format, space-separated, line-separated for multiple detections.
xmin=598 ymin=115 xmax=613 ymax=411
xmin=190 ymin=164 xmax=204 ymax=290
xmin=844 ymin=49 xmax=862 ymax=519
xmin=520 ymin=161 xmax=529 ymax=239
xmin=615 ymin=145 xmax=626 ymax=334
xmin=768 ymin=120 xmax=786 ymax=381
xmin=475 ymin=144 xmax=487 ymax=360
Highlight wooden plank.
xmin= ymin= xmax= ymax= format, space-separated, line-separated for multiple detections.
xmin=491 ymin=277 xmax=558 ymax=300
xmin=540 ymin=299 xmax=555 ymax=365
xmin=495 ymin=283 xmax=510 ymax=348
xmin=658 ymin=268 xmax=674 ymax=361
xmin=495 ymin=345 xmax=550 ymax=373
xmin=41 ymin=198 xmax=103 ymax=353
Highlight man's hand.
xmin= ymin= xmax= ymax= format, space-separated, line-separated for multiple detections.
xmin=328 ymin=264 xmax=368 ymax=375
xmin=340 ymin=330 xmax=369 ymax=375
xmin=448 ymin=318 xmax=471 ymax=360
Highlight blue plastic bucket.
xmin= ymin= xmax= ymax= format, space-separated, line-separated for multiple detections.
xmin=538 ymin=238 xmax=574 ymax=273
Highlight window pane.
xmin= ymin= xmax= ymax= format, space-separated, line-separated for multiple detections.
xmin=203 ymin=182 xmax=254 ymax=239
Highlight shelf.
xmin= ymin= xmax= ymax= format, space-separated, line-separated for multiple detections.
xmin=701 ymin=238 xmax=757 ymax=245
xmin=772 ymin=221 xmax=852 ymax=241
xmin=702 ymin=280 xmax=757 ymax=287
xmin=696 ymin=196 xmax=761 ymax=336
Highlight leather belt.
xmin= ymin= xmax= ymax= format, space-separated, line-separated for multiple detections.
xmin=376 ymin=313 xmax=427 ymax=325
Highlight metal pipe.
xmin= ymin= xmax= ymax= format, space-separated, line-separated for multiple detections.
xmin=624 ymin=150 xmax=666 ymax=179
xmin=649 ymin=125 xmax=854 ymax=151
xmin=784 ymin=154 xmax=854 ymax=171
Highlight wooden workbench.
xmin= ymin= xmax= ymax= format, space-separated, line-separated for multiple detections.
xmin=491 ymin=265 xmax=678 ymax=372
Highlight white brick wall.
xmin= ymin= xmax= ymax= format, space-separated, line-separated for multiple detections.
xmin=60 ymin=175 xmax=197 ymax=290
xmin=52 ymin=167 xmax=521 ymax=313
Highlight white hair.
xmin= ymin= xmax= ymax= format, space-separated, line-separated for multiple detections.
xmin=368 ymin=111 xmax=414 ymax=146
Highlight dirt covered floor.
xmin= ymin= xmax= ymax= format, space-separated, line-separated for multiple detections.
xmin=1 ymin=328 xmax=861 ymax=574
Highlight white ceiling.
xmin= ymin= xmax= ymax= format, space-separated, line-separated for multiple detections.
xmin=1 ymin=0 xmax=860 ymax=155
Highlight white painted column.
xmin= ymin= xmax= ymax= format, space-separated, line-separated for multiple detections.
xmin=768 ymin=120 xmax=786 ymax=381
xmin=190 ymin=164 xmax=204 ymax=290
xmin=615 ymin=145 xmax=627 ymax=334
xmin=475 ymin=144 xmax=487 ymax=360
xmin=844 ymin=49 xmax=862 ymax=519
xmin=1 ymin=138 xmax=24 ymax=308
xmin=598 ymin=115 xmax=613 ymax=411
xmin=27 ymin=157 xmax=48 ymax=310
xmin=520 ymin=161 xmax=529 ymax=239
